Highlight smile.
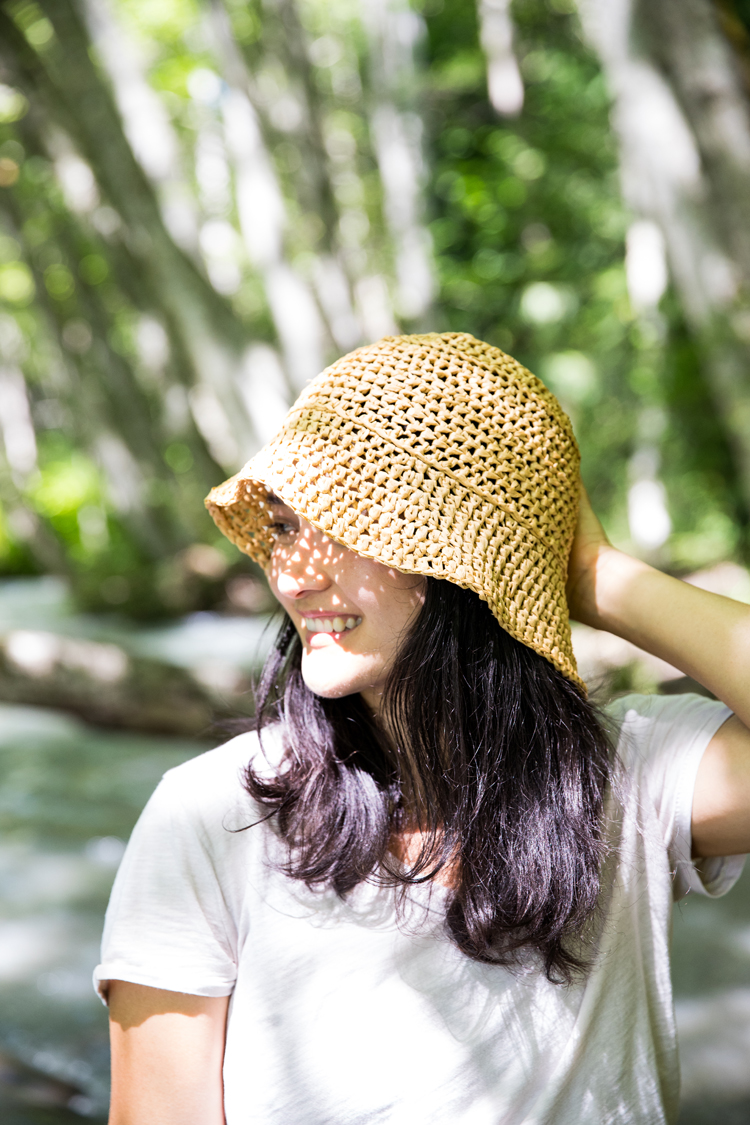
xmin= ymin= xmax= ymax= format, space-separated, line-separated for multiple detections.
xmin=301 ymin=616 xmax=362 ymax=634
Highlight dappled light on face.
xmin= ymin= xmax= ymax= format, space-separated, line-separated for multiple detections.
xmin=265 ymin=506 xmax=425 ymax=708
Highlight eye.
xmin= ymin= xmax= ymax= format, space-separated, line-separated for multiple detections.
xmin=269 ymin=515 xmax=298 ymax=540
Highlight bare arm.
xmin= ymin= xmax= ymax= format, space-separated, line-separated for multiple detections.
xmin=567 ymin=488 xmax=750 ymax=857
xmin=108 ymin=981 xmax=229 ymax=1125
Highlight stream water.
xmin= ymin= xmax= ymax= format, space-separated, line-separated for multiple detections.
xmin=0 ymin=578 xmax=749 ymax=1122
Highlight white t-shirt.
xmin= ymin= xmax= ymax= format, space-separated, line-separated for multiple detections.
xmin=96 ymin=693 xmax=744 ymax=1125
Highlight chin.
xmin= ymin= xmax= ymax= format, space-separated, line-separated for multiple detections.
xmin=299 ymin=668 xmax=363 ymax=699
xmin=300 ymin=651 xmax=376 ymax=700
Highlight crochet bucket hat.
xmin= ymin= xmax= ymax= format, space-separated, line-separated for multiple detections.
xmin=205 ymin=332 xmax=583 ymax=690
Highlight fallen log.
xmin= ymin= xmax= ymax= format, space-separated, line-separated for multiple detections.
xmin=0 ymin=630 xmax=255 ymax=736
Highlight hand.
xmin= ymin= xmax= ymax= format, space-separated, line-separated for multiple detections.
xmin=565 ymin=484 xmax=613 ymax=628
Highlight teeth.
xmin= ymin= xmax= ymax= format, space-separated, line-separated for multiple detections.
xmin=302 ymin=616 xmax=361 ymax=634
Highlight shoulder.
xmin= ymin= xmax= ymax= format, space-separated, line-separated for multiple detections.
xmin=146 ymin=723 xmax=286 ymax=829
xmin=603 ymin=692 xmax=732 ymax=793
xmin=605 ymin=693 xmax=731 ymax=756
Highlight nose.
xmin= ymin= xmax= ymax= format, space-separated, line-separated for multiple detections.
xmin=272 ymin=524 xmax=333 ymax=601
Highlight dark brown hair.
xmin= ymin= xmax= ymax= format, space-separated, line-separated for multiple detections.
xmin=244 ymin=578 xmax=613 ymax=983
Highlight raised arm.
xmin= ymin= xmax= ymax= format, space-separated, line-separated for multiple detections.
xmin=108 ymin=981 xmax=229 ymax=1125
xmin=566 ymin=488 xmax=750 ymax=858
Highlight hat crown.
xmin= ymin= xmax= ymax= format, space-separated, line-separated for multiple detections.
xmin=290 ymin=333 xmax=579 ymax=565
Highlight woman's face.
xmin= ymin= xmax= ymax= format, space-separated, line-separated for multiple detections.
xmin=267 ymin=498 xmax=426 ymax=712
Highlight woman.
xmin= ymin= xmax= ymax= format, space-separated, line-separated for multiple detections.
xmin=97 ymin=333 xmax=750 ymax=1125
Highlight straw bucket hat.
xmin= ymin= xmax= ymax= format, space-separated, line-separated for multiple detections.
xmin=205 ymin=332 xmax=583 ymax=690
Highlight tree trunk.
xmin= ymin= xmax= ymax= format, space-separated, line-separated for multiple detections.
xmin=0 ymin=0 xmax=259 ymax=465
xmin=578 ymin=0 xmax=750 ymax=514
xmin=0 ymin=628 xmax=255 ymax=735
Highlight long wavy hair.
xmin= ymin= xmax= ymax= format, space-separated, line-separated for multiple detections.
xmin=245 ymin=578 xmax=613 ymax=983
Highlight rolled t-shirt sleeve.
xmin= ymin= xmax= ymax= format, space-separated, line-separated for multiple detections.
xmin=94 ymin=737 xmax=261 ymax=1001
xmin=611 ymin=693 xmax=745 ymax=900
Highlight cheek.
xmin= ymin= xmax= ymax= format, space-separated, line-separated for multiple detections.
xmin=348 ymin=560 xmax=425 ymax=605
xmin=354 ymin=580 xmax=425 ymax=653
xmin=381 ymin=572 xmax=427 ymax=623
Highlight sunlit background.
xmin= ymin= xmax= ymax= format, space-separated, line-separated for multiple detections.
xmin=1 ymin=0 xmax=750 ymax=1119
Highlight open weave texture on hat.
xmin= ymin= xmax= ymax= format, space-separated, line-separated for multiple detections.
xmin=206 ymin=332 xmax=584 ymax=690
